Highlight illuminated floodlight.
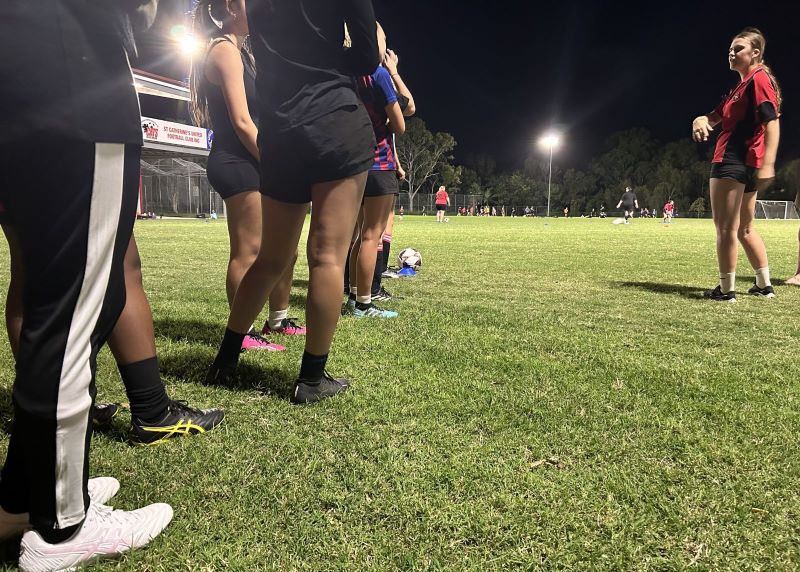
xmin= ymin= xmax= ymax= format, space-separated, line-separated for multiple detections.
xmin=178 ymin=35 xmax=202 ymax=56
xmin=538 ymin=132 xmax=562 ymax=150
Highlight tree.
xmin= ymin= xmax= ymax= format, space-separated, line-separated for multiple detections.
xmin=689 ymin=197 xmax=706 ymax=217
xmin=396 ymin=118 xmax=457 ymax=211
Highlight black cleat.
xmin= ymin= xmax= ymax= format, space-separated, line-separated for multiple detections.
xmin=130 ymin=400 xmax=225 ymax=446
xmin=371 ymin=286 xmax=403 ymax=302
xmin=205 ymin=362 xmax=237 ymax=385
xmin=747 ymin=284 xmax=775 ymax=298
xmin=703 ymin=285 xmax=737 ymax=302
xmin=290 ymin=371 xmax=349 ymax=405
xmin=92 ymin=403 xmax=119 ymax=430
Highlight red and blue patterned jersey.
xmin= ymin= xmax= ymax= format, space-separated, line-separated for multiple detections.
xmin=357 ymin=66 xmax=399 ymax=171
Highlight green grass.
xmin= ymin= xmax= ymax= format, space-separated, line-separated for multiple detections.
xmin=1 ymin=215 xmax=800 ymax=570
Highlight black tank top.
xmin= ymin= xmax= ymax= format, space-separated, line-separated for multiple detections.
xmin=204 ymin=37 xmax=258 ymax=158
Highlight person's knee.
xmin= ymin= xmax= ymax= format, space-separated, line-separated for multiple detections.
xmin=737 ymin=224 xmax=753 ymax=241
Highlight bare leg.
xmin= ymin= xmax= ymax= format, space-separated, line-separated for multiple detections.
xmin=737 ymin=191 xmax=768 ymax=271
xmin=223 ymin=191 xmax=261 ymax=308
xmin=106 ymin=236 xmax=156 ymax=364
xmin=267 ymin=252 xmax=298 ymax=312
xmin=710 ymin=178 xmax=745 ymax=274
xmin=347 ymin=208 xmax=364 ymax=293
xmin=2 ymin=225 xmax=23 ymax=357
xmin=787 ymin=226 xmax=800 ymax=286
xmin=305 ymin=173 xmax=367 ymax=355
xmin=355 ymin=195 xmax=394 ymax=299
xmin=227 ymin=198 xmax=308 ymax=334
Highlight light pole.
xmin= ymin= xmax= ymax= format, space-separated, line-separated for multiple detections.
xmin=538 ymin=132 xmax=561 ymax=217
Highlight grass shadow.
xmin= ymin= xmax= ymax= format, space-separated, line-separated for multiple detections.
xmin=154 ymin=317 xmax=228 ymax=346
xmin=158 ymin=348 xmax=295 ymax=398
xmin=616 ymin=281 xmax=706 ymax=299
xmin=291 ymin=279 xmax=309 ymax=288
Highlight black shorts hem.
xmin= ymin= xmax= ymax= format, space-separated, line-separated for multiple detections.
xmin=710 ymin=162 xmax=755 ymax=189
xmin=364 ymin=170 xmax=400 ymax=198
xmin=436 ymin=204 xmax=447 ymax=212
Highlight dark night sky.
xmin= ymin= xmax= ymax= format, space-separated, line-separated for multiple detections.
xmin=137 ymin=0 xmax=800 ymax=170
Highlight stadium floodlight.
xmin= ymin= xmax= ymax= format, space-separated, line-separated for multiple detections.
xmin=170 ymin=24 xmax=201 ymax=57
xmin=538 ymin=132 xmax=562 ymax=218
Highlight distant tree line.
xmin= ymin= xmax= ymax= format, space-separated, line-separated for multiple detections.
xmin=397 ymin=118 xmax=800 ymax=214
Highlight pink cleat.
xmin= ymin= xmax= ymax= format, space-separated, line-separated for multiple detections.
xmin=262 ymin=318 xmax=307 ymax=336
xmin=241 ymin=333 xmax=285 ymax=352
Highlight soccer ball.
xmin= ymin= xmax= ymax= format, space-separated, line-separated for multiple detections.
xmin=398 ymin=247 xmax=422 ymax=270
xmin=444 ymin=217 xmax=450 ymax=223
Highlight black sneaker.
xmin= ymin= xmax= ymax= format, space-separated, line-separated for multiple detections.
xmin=205 ymin=362 xmax=237 ymax=385
xmin=703 ymin=285 xmax=737 ymax=302
xmin=290 ymin=371 xmax=349 ymax=405
xmin=92 ymin=403 xmax=119 ymax=430
xmin=747 ymin=284 xmax=775 ymax=298
xmin=130 ymin=400 xmax=225 ymax=446
xmin=372 ymin=286 xmax=403 ymax=302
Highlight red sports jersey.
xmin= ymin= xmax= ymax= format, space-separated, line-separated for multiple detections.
xmin=435 ymin=190 xmax=449 ymax=205
xmin=663 ymin=202 xmax=673 ymax=214
xmin=712 ymin=66 xmax=779 ymax=168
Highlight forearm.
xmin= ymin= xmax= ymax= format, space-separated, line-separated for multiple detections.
xmin=762 ymin=120 xmax=780 ymax=167
xmin=234 ymin=121 xmax=260 ymax=162
xmin=390 ymin=72 xmax=415 ymax=116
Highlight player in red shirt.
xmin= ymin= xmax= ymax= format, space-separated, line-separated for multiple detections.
xmin=692 ymin=28 xmax=781 ymax=301
xmin=662 ymin=200 xmax=674 ymax=224
xmin=435 ymin=186 xmax=450 ymax=223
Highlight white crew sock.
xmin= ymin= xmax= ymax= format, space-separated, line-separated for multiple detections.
xmin=720 ymin=272 xmax=736 ymax=293
xmin=268 ymin=308 xmax=288 ymax=330
xmin=349 ymin=286 xmax=358 ymax=296
xmin=356 ymin=294 xmax=371 ymax=305
xmin=755 ymin=267 xmax=771 ymax=288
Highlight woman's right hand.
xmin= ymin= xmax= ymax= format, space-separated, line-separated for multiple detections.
xmin=692 ymin=116 xmax=714 ymax=142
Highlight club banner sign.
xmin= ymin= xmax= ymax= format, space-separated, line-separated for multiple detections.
xmin=141 ymin=117 xmax=212 ymax=150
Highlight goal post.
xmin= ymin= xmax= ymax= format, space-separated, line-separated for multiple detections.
xmin=755 ymin=200 xmax=800 ymax=220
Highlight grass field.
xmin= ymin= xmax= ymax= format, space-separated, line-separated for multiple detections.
xmin=1 ymin=215 xmax=800 ymax=570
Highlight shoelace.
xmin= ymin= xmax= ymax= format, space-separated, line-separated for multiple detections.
xmin=281 ymin=318 xmax=302 ymax=330
xmin=248 ymin=331 xmax=276 ymax=345
xmin=167 ymin=400 xmax=203 ymax=417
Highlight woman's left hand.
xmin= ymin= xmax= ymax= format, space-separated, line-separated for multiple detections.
xmin=384 ymin=49 xmax=399 ymax=74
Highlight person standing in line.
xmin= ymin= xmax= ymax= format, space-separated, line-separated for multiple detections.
xmin=190 ymin=0 xmax=305 ymax=351
xmin=0 ymin=2 xmax=175 ymax=569
xmin=435 ymin=185 xmax=450 ymax=222
xmin=616 ymin=186 xmax=638 ymax=224
xmin=345 ymin=23 xmax=409 ymax=319
xmin=692 ymin=27 xmax=781 ymax=301
xmin=207 ymin=0 xmax=380 ymax=404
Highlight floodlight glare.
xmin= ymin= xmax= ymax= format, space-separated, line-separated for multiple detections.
xmin=538 ymin=132 xmax=561 ymax=150
xmin=178 ymin=35 xmax=202 ymax=56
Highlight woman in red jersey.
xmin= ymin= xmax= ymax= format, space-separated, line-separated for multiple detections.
xmin=692 ymin=28 xmax=781 ymax=302
xmin=435 ymin=185 xmax=450 ymax=223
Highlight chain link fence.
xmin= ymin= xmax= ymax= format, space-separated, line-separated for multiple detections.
xmin=140 ymin=158 xmax=224 ymax=217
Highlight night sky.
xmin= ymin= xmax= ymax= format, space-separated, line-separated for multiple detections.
xmin=137 ymin=0 xmax=799 ymax=170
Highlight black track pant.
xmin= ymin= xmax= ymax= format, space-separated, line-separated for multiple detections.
xmin=0 ymin=135 xmax=140 ymax=536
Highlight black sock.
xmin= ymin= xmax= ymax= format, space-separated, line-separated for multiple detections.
xmin=39 ymin=521 xmax=82 ymax=544
xmin=119 ymin=357 xmax=170 ymax=424
xmin=355 ymin=301 xmax=371 ymax=311
xmin=382 ymin=239 xmax=391 ymax=270
xmin=371 ymin=251 xmax=382 ymax=296
xmin=298 ymin=351 xmax=328 ymax=382
xmin=344 ymin=244 xmax=353 ymax=293
xmin=214 ymin=328 xmax=245 ymax=367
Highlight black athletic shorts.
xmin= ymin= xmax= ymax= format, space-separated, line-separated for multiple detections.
xmin=364 ymin=169 xmax=399 ymax=198
xmin=206 ymin=147 xmax=259 ymax=200
xmin=710 ymin=162 xmax=756 ymax=191
xmin=0 ymin=201 xmax=8 ymax=225
xmin=436 ymin=204 xmax=447 ymax=212
xmin=622 ymin=204 xmax=635 ymax=212
xmin=260 ymin=105 xmax=376 ymax=204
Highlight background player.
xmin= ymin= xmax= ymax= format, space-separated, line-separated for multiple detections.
xmin=435 ymin=185 xmax=450 ymax=223
xmin=616 ymin=186 xmax=638 ymax=224
xmin=663 ymin=199 xmax=674 ymax=223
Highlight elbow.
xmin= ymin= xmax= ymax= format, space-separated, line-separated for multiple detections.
xmin=403 ymin=101 xmax=416 ymax=117
xmin=233 ymin=116 xmax=255 ymax=136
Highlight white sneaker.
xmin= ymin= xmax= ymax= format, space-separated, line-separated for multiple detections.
xmin=18 ymin=500 xmax=173 ymax=572
xmin=0 ymin=477 xmax=121 ymax=541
